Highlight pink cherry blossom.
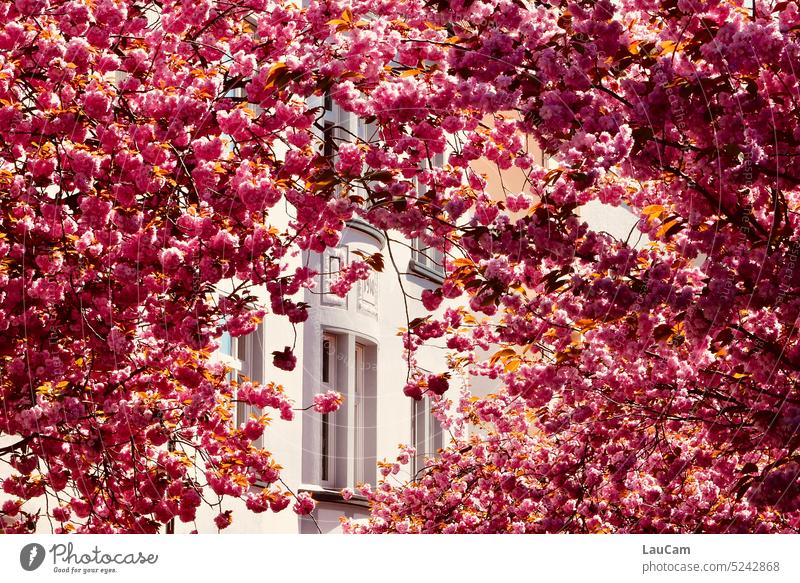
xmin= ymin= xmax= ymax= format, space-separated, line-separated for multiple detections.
xmin=272 ymin=347 xmax=297 ymax=371
xmin=214 ymin=511 xmax=232 ymax=530
xmin=313 ymin=391 xmax=343 ymax=414
xmin=292 ymin=493 xmax=315 ymax=516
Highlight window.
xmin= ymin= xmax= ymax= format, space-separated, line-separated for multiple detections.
xmin=411 ymin=236 xmax=445 ymax=275
xmin=357 ymin=117 xmax=379 ymax=145
xmin=320 ymin=246 xmax=347 ymax=307
xmin=219 ymin=325 xmax=265 ymax=448
xmin=320 ymin=90 xmax=350 ymax=167
xmin=353 ymin=116 xmax=379 ymax=209
xmin=221 ymin=20 xmax=261 ymax=156
xmin=319 ymin=89 xmax=374 ymax=211
xmin=328 ymin=254 xmax=341 ymax=281
xmin=411 ymin=399 xmax=443 ymax=476
xmin=410 ymin=153 xmax=446 ymax=278
xmin=310 ymin=332 xmax=377 ymax=489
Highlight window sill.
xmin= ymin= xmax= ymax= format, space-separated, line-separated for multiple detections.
xmin=408 ymin=259 xmax=445 ymax=284
xmin=298 ymin=486 xmax=370 ymax=508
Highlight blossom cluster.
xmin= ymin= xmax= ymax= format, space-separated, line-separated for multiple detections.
xmin=312 ymin=391 xmax=344 ymax=414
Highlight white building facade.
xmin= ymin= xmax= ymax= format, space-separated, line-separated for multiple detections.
xmin=178 ymin=85 xmax=452 ymax=532
xmin=180 ymin=214 xmax=448 ymax=533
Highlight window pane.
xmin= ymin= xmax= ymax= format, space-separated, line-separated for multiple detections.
xmin=323 ymin=121 xmax=335 ymax=158
xmin=413 ymin=399 xmax=426 ymax=474
xmin=431 ymin=414 xmax=443 ymax=453
xmin=321 ymin=413 xmax=330 ymax=482
xmin=359 ymin=119 xmax=378 ymax=143
xmin=412 ymin=236 xmax=444 ymax=274
xmin=236 ymin=401 xmax=247 ymax=428
xmin=430 ymin=246 xmax=444 ymax=266
xmin=329 ymin=255 xmax=340 ymax=276
xmin=321 ymin=335 xmax=334 ymax=484
xmin=219 ymin=331 xmax=233 ymax=356
xmin=237 ymin=334 xmax=247 ymax=362
xmin=322 ymin=339 xmax=330 ymax=383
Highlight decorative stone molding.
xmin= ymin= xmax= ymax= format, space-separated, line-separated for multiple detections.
xmin=320 ymin=246 xmax=348 ymax=308
xmin=357 ymin=271 xmax=378 ymax=317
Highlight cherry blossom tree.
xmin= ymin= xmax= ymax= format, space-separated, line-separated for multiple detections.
xmin=345 ymin=0 xmax=800 ymax=533
xmin=3 ymin=0 xmax=800 ymax=534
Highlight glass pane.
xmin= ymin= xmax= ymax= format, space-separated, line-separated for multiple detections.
xmin=323 ymin=121 xmax=335 ymax=158
xmin=236 ymin=401 xmax=247 ymax=427
xmin=413 ymin=237 xmax=444 ymax=273
xmin=430 ymin=246 xmax=444 ymax=266
xmin=322 ymin=339 xmax=330 ymax=383
xmin=355 ymin=344 xmax=364 ymax=397
xmin=237 ymin=334 xmax=247 ymax=362
xmin=359 ymin=119 xmax=377 ymax=143
xmin=413 ymin=399 xmax=426 ymax=473
xmin=412 ymin=238 xmax=422 ymax=262
xmin=431 ymin=414 xmax=443 ymax=453
xmin=329 ymin=255 xmax=340 ymax=275
xmin=219 ymin=331 xmax=233 ymax=356
xmin=321 ymin=413 xmax=330 ymax=482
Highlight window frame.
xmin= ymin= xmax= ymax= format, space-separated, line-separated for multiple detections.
xmin=320 ymin=90 xmax=351 ymax=167
xmin=409 ymin=154 xmax=446 ymax=281
xmin=353 ymin=342 xmax=366 ymax=485
xmin=411 ymin=236 xmax=445 ymax=275
xmin=411 ymin=398 xmax=443 ymax=476
xmin=320 ymin=246 xmax=348 ymax=307
xmin=310 ymin=331 xmax=377 ymax=490
xmin=352 ymin=116 xmax=379 ymax=209
xmin=218 ymin=324 xmax=265 ymax=449
xmin=320 ymin=333 xmax=338 ymax=488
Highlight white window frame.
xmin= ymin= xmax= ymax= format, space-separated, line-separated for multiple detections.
xmin=320 ymin=333 xmax=338 ymax=487
xmin=357 ymin=116 xmax=379 ymax=144
xmin=218 ymin=325 xmax=264 ymax=449
xmin=353 ymin=116 xmax=379 ymax=209
xmin=221 ymin=19 xmax=262 ymax=157
xmin=354 ymin=343 xmax=366 ymax=485
xmin=411 ymin=236 xmax=445 ymax=274
xmin=411 ymin=398 xmax=443 ymax=476
xmin=321 ymin=91 xmax=352 ymax=168
xmin=320 ymin=246 xmax=348 ymax=307
xmin=311 ymin=332 xmax=377 ymax=489
xmin=411 ymin=154 xmax=446 ymax=276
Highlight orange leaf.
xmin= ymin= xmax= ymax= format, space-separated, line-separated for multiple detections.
xmin=641 ymin=204 xmax=665 ymax=220
xmin=264 ymin=62 xmax=289 ymax=89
